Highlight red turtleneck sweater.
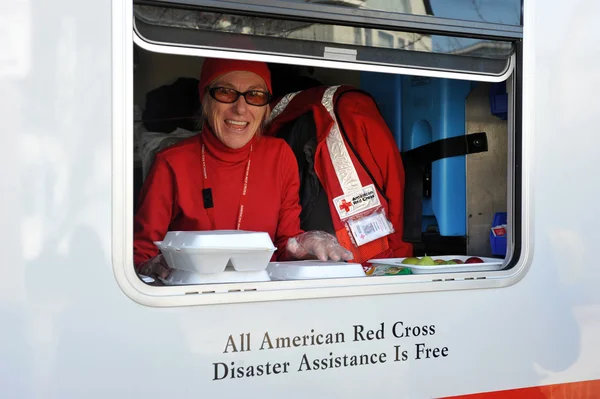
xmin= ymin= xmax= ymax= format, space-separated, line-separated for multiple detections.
xmin=133 ymin=127 xmax=304 ymax=268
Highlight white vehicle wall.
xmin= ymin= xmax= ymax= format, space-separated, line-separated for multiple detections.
xmin=1 ymin=0 xmax=600 ymax=398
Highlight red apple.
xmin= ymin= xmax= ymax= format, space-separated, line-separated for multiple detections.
xmin=451 ymin=259 xmax=464 ymax=264
xmin=465 ymin=257 xmax=484 ymax=264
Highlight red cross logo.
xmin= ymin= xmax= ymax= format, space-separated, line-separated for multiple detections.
xmin=339 ymin=199 xmax=352 ymax=213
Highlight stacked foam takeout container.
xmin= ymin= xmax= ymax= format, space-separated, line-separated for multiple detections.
xmin=155 ymin=230 xmax=277 ymax=273
xmin=153 ymin=230 xmax=366 ymax=285
xmin=154 ymin=231 xmax=276 ymax=284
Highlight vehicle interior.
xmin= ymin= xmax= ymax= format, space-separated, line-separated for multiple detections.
xmin=131 ymin=0 xmax=519 ymax=285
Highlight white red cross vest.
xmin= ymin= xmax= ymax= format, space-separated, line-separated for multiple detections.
xmin=267 ymin=85 xmax=395 ymax=264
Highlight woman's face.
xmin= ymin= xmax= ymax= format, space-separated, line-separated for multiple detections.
xmin=204 ymin=71 xmax=270 ymax=149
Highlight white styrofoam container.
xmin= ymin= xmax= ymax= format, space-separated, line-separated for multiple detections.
xmin=160 ymin=230 xmax=275 ymax=250
xmin=367 ymin=255 xmax=504 ymax=274
xmin=160 ymin=267 xmax=271 ymax=286
xmin=154 ymin=230 xmax=276 ymax=274
xmin=266 ymin=260 xmax=366 ymax=281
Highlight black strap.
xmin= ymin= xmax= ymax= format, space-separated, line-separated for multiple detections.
xmin=401 ymin=132 xmax=488 ymax=243
xmin=402 ymin=132 xmax=488 ymax=166
xmin=401 ymin=156 xmax=425 ymax=242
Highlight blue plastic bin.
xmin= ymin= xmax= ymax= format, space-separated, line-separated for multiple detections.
xmin=400 ymin=76 xmax=472 ymax=236
xmin=490 ymin=212 xmax=507 ymax=256
xmin=490 ymin=82 xmax=508 ymax=120
xmin=360 ymin=73 xmax=473 ymax=237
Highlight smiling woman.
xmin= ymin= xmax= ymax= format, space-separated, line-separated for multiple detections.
xmin=133 ymin=57 xmax=354 ymax=281
xmin=199 ymin=59 xmax=272 ymax=149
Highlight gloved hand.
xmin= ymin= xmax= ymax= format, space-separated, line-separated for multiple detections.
xmin=285 ymin=231 xmax=354 ymax=262
xmin=137 ymin=254 xmax=172 ymax=280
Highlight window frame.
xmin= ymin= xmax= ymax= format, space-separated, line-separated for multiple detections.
xmin=112 ymin=0 xmax=529 ymax=308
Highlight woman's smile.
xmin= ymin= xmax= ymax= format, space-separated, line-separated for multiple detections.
xmin=224 ymin=119 xmax=250 ymax=130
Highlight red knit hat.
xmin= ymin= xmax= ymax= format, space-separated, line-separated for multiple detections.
xmin=198 ymin=57 xmax=272 ymax=101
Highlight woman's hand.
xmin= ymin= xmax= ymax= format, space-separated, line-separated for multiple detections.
xmin=137 ymin=254 xmax=172 ymax=280
xmin=285 ymin=231 xmax=354 ymax=262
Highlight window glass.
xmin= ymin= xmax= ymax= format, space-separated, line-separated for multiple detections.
xmin=134 ymin=5 xmax=515 ymax=76
xmin=139 ymin=0 xmax=523 ymax=28
xmin=279 ymin=0 xmax=522 ymax=26
xmin=428 ymin=0 xmax=521 ymax=25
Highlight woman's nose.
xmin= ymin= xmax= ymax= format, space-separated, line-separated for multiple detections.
xmin=233 ymin=95 xmax=248 ymax=114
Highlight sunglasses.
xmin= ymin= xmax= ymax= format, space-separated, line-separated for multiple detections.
xmin=207 ymin=87 xmax=271 ymax=106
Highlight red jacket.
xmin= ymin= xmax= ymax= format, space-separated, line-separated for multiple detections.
xmin=133 ymin=127 xmax=303 ymax=268
xmin=266 ymin=85 xmax=413 ymax=260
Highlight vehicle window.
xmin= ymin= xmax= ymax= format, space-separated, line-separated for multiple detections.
xmin=115 ymin=2 xmax=524 ymax=306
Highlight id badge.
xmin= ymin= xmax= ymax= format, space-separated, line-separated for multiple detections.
xmin=333 ymin=184 xmax=394 ymax=246
xmin=346 ymin=208 xmax=394 ymax=246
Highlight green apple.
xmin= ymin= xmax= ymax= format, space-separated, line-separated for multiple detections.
xmin=401 ymin=257 xmax=419 ymax=265
xmin=417 ymin=256 xmax=435 ymax=266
